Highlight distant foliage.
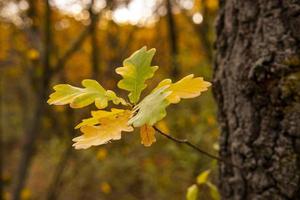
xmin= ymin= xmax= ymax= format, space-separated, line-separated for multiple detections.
xmin=48 ymin=47 xmax=211 ymax=149
xmin=186 ymin=170 xmax=220 ymax=200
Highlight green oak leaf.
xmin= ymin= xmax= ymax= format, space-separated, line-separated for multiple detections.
xmin=47 ymin=79 xmax=127 ymax=109
xmin=128 ymin=86 xmax=171 ymax=127
xmin=115 ymin=46 xmax=158 ymax=104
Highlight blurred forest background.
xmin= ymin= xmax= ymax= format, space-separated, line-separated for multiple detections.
xmin=0 ymin=0 xmax=219 ymax=199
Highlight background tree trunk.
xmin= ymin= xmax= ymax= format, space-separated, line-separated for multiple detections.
xmin=213 ymin=0 xmax=300 ymax=199
xmin=89 ymin=0 xmax=101 ymax=80
xmin=166 ymin=0 xmax=180 ymax=78
xmin=12 ymin=0 xmax=51 ymax=199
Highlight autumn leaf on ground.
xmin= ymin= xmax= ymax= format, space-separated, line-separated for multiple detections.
xmin=128 ymin=86 xmax=171 ymax=127
xmin=115 ymin=46 xmax=158 ymax=104
xmin=72 ymin=109 xmax=133 ymax=149
xmin=154 ymin=74 xmax=211 ymax=104
xmin=140 ymin=125 xmax=156 ymax=147
xmin=48 ymin=79 xmax=126 ymax=109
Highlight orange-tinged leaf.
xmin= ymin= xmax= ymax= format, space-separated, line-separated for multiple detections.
xmin=72 ymin=110 xmax=133 ymax=149
xmin=140 ymin=125 xmax=156 ymax=147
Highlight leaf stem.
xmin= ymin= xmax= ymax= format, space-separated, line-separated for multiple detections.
xmin=153 ymin=126 xmax=241 ymax=169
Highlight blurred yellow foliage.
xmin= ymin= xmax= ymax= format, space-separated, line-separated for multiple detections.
xmin=27 ymin=49 xmax=39 ymax=60
xmin=53 ymin=105 xmax=66 ymax=113
xmin=100 ymin=182 xmax=112 ymax=194
xmin=97 ymin=148 xmax=108 ymax=160
xmin=213 ymin=142 xmax=219 ymax=151
xmin=156 ymin=120 xmax=169 ymax=134
xmin=21 ymin=188 xmax=31 ymax=200
xmin=193 ymin=0 xmax=218 ymax=12
xmin=4 ymin=192 xmax=10 ymax=200
xmin=206 ymin=0 xmax=219 ymax=11
xmin=207 ymin=115 xmax=216 ymax=125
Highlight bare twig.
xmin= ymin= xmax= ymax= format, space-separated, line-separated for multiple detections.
xmin=52 ymin=2 xmax=101 ymax=76
xmin=153 ymin=126 xmax=241 ymax=169
xmin=51 ymin=28 xmax=90 ymax=75
xmin=181 ymin=1 xmax=213 ymax=64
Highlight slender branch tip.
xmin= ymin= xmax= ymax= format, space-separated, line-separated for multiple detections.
xmin=153 ymin=126 xmax=241 ymax=169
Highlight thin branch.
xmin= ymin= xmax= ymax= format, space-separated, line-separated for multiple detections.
xmin=51 ymin=3 xmax=101 ymax=76
xmin=153 ymin=126 xmax=241 ymax=169
xmin=51 ymin=27 xmax=90 ymax=75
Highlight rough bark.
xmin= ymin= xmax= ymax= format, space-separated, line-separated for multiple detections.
xmin=213 ymin=0 xmax=300 ymax=199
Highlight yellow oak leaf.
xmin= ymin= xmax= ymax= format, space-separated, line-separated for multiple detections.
xmin=47 ymin=79 xmax=126 ymax=109
xmin=140 ymin=124 xmax=156 ymax=147
xmin=154 ymin=74 xmax=211 ymax=104
xmin=72 ymin=110 xmax=133 ymax=149
xmin=75 ymin=108 xmax=124 ymax=129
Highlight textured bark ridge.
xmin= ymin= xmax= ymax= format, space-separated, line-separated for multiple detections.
xmin=213 ymin=0 xmax=300 ymax=199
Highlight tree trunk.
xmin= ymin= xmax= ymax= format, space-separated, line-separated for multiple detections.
xmin=213 ymin=0 xmax=300 ymax=199
xmin=166 ymin=0 xmax=180 ymax=78
xmin=12 ymin=0 xmax=51 ymax=199
xmin=89 ymin=0 xmax=100 ymax=80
